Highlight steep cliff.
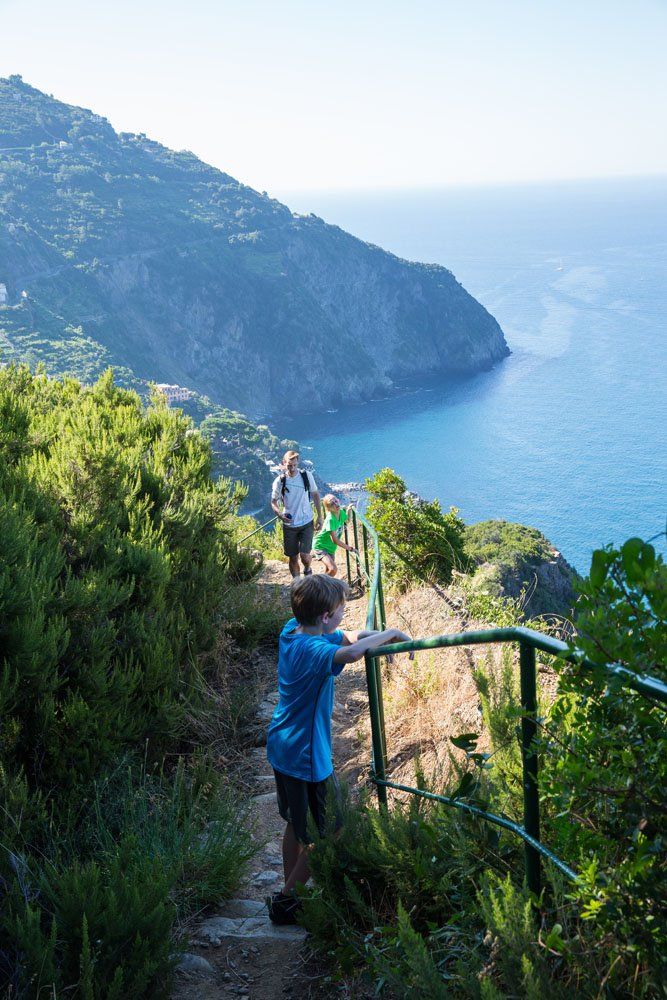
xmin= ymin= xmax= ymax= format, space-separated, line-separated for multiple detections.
xmin=464 ymin=519 xmax=580 ymax=618
xmin=0 ymin=76 xmax=509 ymax=418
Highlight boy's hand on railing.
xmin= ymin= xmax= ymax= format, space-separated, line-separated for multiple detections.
xmin=383 ymin=628 xmax=411 ymax=665
xmin=387 ymin=628 xmax=411 ymax=644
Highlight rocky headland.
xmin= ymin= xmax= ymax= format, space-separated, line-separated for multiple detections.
xmin=0 ymin=75 xmax=508 ymax=421
xmin=464 ymin=519 xmax=580 ymax=618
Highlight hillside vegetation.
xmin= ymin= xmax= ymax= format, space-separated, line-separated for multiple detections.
xmin=0 ymin=75 xmax=508 ymax=420
xmin=363 ymin=469 xmax=577 ymax=618
xmin=0 ymin=364 xmax=285 ymax=997
xmin=0 ymin=368 xmax=664 ymax=998
xmin=300 ymin=515 xmax=666 ymax=997
xmin=464 ymin=519 xmax=579 ymax=618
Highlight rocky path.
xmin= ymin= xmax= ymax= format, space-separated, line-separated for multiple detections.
xmin=172 ymin=561 xmax=371 ymax=1000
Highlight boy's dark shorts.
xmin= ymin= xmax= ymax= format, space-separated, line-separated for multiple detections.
xmin=273 ymin=769 xmax=342 ymax=844
xmin=282 ymin=520 xmax=314 ymax=557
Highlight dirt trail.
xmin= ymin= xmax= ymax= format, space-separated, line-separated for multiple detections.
xmin=172 ymin=560 xmax=477 ymax=999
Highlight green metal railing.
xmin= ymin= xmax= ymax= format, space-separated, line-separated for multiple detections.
xmin=345 ymin=508 xmax=667 ymax=900
xmin=237 ymin=515 xmax=279 ymax=545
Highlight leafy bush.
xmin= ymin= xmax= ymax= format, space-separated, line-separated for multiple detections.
xmin=543 ymin=534 xmax=667 ymax=993
xmin=0 ymin=365 xmax=261 ymax=997
xmin=300 ymin=786 xmax=602 ymax=998
xmin=464 ymin=520 xmax=553 ymax=569
xmin=2 ymin=757 xmax=255 ymax=998
xmin=463 ymin=520 xmax=579 ymax=618
xmin=365 ymin=468 xmax=468 ymax=588
xmin=0 ymin=365 xmax=247 ymax=791
xmin=7 ymin=845 xmax=175 ymax=1000
xmin=302 ymin=530 xmax=666 ymax=997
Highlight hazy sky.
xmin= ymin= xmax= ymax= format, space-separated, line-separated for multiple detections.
xmin=2 ymin=0 xmax=666 ymax=195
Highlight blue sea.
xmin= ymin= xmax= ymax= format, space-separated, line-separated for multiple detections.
xmin=275 ymin=178 xmax=667 ymax=573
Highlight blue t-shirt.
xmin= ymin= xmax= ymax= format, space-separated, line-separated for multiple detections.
xmin=267 ymin=618 xmax=345 ymax=782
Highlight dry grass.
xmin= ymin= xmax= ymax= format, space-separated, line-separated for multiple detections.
xmin=374 ymin=585 xmax=514 ymax=790
xmin=182 ymin=624 xmax=278 ymax=788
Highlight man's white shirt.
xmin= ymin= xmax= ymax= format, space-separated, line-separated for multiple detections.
xmin=271 ymin=470 xmax=318 ymax=527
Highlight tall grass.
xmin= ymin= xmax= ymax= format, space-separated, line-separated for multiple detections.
xmin=2 ymin=756 xmax=257 ymax=997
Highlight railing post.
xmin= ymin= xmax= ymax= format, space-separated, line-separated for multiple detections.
xmin=362 ymin=523 xmax=371 ymax=583
xmin=374 ymin=656 xmax=388 ymax=773
xmin=352 ymin=511 xmax=361 ymax=587
xmin=377 ymin=569 xmax=387 ymax=630
xmin=365 ymin=653 xmax=388 ymax=807
xmin=519 ymin=641 xmax=541 ymax=902
xmin=344 ymin=522 xmax=352 ymax=583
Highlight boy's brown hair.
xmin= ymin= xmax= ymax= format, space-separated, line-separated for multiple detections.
xmin=291 ymin=574 xmax=348 ymax=625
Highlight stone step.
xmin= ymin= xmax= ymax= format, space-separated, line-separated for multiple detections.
xmin=193 ymin=899 xmax=306 ymax=944
xmin=256 ymin=700 xmax=275 ymax=724
xmin=175 ymin=953 xmax=215 ymax=977
xmin=253 ymin=774 xmax=276 ymax=788
xmin=252 ymin=791 xmax=277 ymax=807
xmin=249 ymin=869 xmax=280 ymax=887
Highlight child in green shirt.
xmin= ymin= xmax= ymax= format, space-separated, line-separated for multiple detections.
xmin=313 ymin=494 xmax=355 ymax=577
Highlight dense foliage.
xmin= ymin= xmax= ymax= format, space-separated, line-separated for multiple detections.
xmin=464 ymin=519 xmax=553 ymax=567
xmin=544 ymin=535 xmax=667 ymax=991
xmin=301 ymin=531 xmax=667 ymax=997
xmin=365 ymin=468 xmax=468 ymax=588
xmin=0 ymin=365 xmax=261 ymax=997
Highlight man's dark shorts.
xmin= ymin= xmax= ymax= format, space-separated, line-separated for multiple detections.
xmin=282 ymin=520 xmax=314 ymax=558
xmin=273 ymin=769 xmax=342 ymax=844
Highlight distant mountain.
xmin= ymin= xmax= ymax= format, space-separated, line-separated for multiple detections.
xmin=0 ymin=76 xmax=509 ymax=418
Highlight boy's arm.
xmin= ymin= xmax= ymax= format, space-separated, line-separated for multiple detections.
xmin=340 ymin=629 xmax=380 ymax=645
xmin=334 ymin=628 xmax=411 ymax=665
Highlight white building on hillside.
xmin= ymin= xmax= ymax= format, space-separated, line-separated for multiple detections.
xmin=0 ymin=284 xmax=7 ymax=305
xmin=156 ymin=383 xmax=191 ymax=405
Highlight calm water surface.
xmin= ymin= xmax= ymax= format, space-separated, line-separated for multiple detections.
xmin=275 ymin=178 xmax=667 ymax=572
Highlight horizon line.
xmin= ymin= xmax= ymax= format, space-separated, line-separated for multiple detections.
xmin=273 ymin=172 xmax=667 ymax=198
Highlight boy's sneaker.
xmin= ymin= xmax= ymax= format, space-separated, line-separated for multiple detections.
xmin=267 ymin=890 xmax=301 ymax=925
xmin=303 ymin=568 xmax=313 ymax=576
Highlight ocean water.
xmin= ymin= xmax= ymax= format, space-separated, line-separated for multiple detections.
xmin=275 ymin=178 xmax=667 ymax=573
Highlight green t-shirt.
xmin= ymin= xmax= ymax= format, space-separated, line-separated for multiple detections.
xmin=313 ymin=507 xmax=348 ymax=554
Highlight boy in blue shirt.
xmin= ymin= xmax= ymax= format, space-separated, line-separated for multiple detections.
xmin=266 ymin=574 xmax=410 ymax=924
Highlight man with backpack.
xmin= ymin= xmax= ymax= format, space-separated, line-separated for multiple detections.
xmin=271 ymin=450 xmax=323 ymax=578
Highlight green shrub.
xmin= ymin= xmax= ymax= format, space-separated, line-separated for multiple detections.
xmin=0 ymin=365 xmax=243 ymax=792
xmin=1 ymin=756 xmax=256 ymax=997
xmin=464 ymin=520 xmax=552 ymax=570
xmin=0 ymin=365 xmax=262 ymax=997
xmin=301 ymin=786 xmax=520 ymax=983
xmin=542 ymin=534 xmax=667 ymax=993
xmin=82 ymin=756 xmax=256 ymax=916
xmin=302 ymin=532 xmax=666 ymax=997
xmin=7 ymin=841 xmax=175 ymax=999
xmin=365 ymin=468 xmax=468 ymax=589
